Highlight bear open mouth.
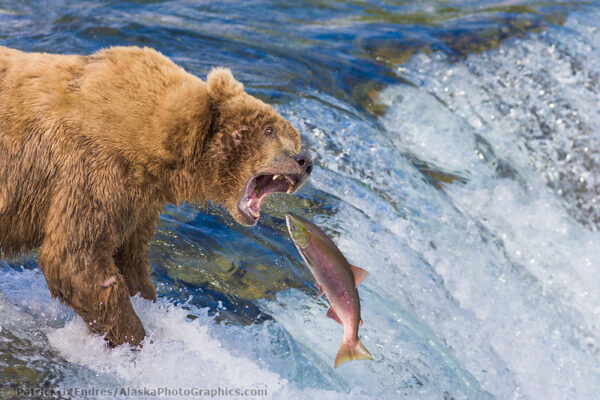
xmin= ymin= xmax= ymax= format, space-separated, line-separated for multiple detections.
xmin=238 ymin=173 xmax=302 ymax=221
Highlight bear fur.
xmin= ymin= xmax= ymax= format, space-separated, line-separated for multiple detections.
xmin=0 ymin=46 xmax=310 ymax=346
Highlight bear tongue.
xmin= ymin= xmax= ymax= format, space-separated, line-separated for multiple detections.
xmin=244 ymin=174 xmax=297 ymax=219
xmin=255 ymin=174 xmax=293 ymax=198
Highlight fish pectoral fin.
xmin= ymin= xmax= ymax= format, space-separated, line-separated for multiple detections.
xmin=316 ymin=284 xmax=324 ymax=299
xmin=326 ymin=307 xmax=343 ymax=325
xmin=350 ymin=264 xmax=369 ymax=287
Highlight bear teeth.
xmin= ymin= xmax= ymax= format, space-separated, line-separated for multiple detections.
xmin=246 ymin=199 xmax=253 ymax=208
xmin=273 ymin=174 xmax=280 ymax=180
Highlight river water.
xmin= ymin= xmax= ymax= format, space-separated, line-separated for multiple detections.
xmin=1 ymin=1 xmax=599 ymax=399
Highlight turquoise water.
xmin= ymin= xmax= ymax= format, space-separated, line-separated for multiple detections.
xmin=1 ymin=1 xmax=600 ymax=399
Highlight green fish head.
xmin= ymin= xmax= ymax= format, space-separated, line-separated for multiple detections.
xmin=285 ymin=213 xmax=311 ymax=249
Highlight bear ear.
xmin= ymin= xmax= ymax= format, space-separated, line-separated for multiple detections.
xmin=207 ymin=67 xmax=244 ymax=101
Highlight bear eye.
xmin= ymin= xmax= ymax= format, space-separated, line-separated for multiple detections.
xmin=264 ymin=126 xmax=275 ymax=136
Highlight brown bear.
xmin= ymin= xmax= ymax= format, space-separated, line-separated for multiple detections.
xmin=0 ymin=45 xmax=312 ymax=347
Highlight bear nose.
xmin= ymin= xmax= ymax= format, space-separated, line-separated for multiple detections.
xmin=294 ymin=154 xmax=313 ymax=175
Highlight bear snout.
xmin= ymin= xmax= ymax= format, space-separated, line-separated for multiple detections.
xmin=293 ymin=154 xmax=313 ymax=175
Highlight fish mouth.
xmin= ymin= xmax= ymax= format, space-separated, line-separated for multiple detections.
xmin=238 ymin=173 xmax=306 ymax=224
xmin=285 ymin=213 xmax=295 ymax=238
xmin=285 ymin=213 xmax=311 ymax=249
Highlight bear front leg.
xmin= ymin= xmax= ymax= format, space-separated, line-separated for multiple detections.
xmin=39 ymin=212 xmax=147 ymax=347
xmin=40 ymin=244 xmax=147 ymax=347
xmin=89 ymin=268 xmax=148 ymax=347
xmin=114 ymin=212 xmax=159 ymax=302
xmin=114 ymin=242 xmax=157 ymax=302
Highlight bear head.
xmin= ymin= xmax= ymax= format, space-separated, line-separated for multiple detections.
xmin=201 ymin=68 xmax=312 ymax=226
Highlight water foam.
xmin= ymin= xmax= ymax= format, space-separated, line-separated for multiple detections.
xmin=398 ymin=9 xmax=600 ymax=230
xmin=373 ymin=6 xmax=600 ymax=399
xmin=0 ymin=266 xmax=351 ymax=399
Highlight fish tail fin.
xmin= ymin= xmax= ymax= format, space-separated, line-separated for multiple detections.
xmin=334 ymin=338 xmax=373 ymax=368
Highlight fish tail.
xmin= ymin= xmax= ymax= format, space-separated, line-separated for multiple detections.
xmin=334 ymin=338 xmax=373 ymax=368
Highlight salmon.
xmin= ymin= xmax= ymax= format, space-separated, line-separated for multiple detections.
xmin=286 ymin=213 xmax=372 ymax=368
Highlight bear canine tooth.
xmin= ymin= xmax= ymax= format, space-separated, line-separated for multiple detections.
xmin=246 ymin=199 xmax=253 ymax=208
xmin=273 ymin=174 xmax=280 ymax=180
xmin=287 ymin=185 xmax=293 ymax=194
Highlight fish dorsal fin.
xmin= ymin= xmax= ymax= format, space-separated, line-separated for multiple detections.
xmin=350 ymin=265 xmax=369 ymax=287
xmin=316 ymin=284 xmax=324 ymax=299
xmin=326 ymin=307 xmax=343 ymax=325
